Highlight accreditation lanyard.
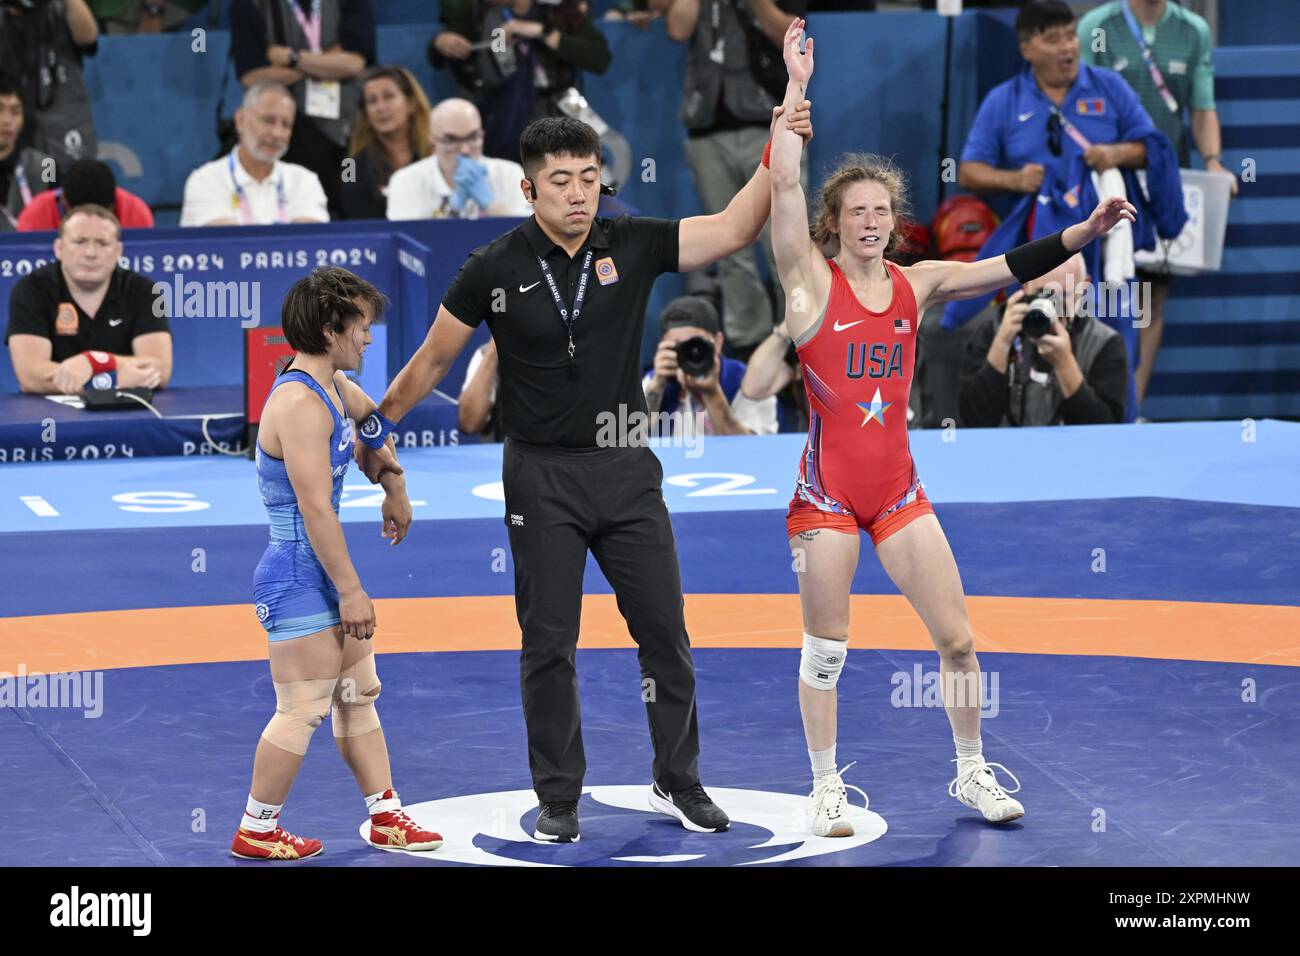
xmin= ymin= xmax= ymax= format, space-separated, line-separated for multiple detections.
xmin=537 ymin=248 xmax=593 ymax=363
xmin=13 ymin=162 xmax=33 ymax=208
xmin=1122 ymin=2 xmax=1179 ymax=113
xmin=1048 ymin=103 xmax=1094 ymax=152
xmin=229 ymin=150 xmax=288 ymax=224
xmin=290 ymin=0 xmax=324 ymax=53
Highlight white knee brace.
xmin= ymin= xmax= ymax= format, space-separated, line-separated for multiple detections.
xmin=800 ymin=633 xmax=847 ymax=690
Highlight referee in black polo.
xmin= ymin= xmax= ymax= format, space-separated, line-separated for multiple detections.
xmin=358 ymin=108 xmax=811 ymax=842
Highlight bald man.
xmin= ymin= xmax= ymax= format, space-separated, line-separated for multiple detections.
xmin=385 ymin=97 xmax=532 ymax=220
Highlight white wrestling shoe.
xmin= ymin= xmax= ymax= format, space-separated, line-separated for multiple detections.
xmin=948 ymin=758 xmax=1024 ymax=823
xmin=808 ymin=763 xmax=869 ymax=838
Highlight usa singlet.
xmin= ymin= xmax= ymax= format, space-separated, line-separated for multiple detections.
xmin=786 ymin=258 xmax=934 ymax=545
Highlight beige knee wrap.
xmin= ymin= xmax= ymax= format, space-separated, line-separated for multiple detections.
xmin=332 ymin=654 xmax=382 ymax=738
xmin=262 ymin=677 xmax=338 ymax=756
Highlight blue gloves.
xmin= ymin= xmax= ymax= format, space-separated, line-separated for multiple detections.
xmin=451 ymin=156 xmax=495 ymax=213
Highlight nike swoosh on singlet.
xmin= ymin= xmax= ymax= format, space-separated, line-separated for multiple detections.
xmin=833 ymin=319 xmax=865 ymax=332
xmin=519 ymin=281 xmax=541 ymax=293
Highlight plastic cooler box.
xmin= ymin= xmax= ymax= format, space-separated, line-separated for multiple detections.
xmin=1134 ymin=167 xmax=1233 ymax=275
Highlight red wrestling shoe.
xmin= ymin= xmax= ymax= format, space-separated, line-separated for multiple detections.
xmin=368 ymin=791 xmax=443 ymax=852
xmin=231 ymin=825 xmax=324 ymax=861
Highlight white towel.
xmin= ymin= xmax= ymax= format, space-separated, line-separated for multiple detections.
xmin=1091 ymin=167 xmax=1133 ymax=284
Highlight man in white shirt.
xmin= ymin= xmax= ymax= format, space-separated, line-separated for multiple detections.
xmin=385 ymin=97 xmax=532 ymax=220
xmin=643 ymin=296 xmax=778 ymax=437
xmin=179 ymin=83 xmax=330 ymax=227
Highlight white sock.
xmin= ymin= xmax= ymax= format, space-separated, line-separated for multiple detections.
xmin=366 ymin=788 xmax=400 ymax=816
xmin=242 ymin=795 xmax=282 ymax=833
xmin=954 ymin=735 xmax=983 ymax=768
xmin=809 ymin=745 xmax=838 ymax=783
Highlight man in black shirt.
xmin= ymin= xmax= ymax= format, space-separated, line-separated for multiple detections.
xmin=5 ymin=205 xmax=171 ymax=394
xmin=356 ymin=109 xmax=810 ymax=842
xmin=958 ymin=255 xmax=1128 ymax=427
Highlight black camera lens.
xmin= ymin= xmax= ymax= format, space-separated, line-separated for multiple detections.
xmin=675 ymin=337 xmax=715 ymax=378
xmin=1020 ymin=291 xmax=1057 ymax=340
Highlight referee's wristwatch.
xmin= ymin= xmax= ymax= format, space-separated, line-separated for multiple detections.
xmin=771 ymin=326 xmax=793 ymax=346
xmin=288 ymin=48 xmax=302 ymax=69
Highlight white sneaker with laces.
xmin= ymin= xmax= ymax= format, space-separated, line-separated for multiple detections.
xmin=948 ymin=758 xmax=1024 ymax=823
xmin=808 ymin=762 xmax=869 ymax=838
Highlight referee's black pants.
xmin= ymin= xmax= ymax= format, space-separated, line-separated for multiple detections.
xmin=503 ymin=437 xmax=701 ymax=803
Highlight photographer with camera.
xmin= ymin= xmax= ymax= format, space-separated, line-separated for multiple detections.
xmin=643 ymin=295 xmax=777 ymax=437
xmin=958 ymin=254 xmax=1127 ymax=427
xmin=429 ymin=0 xmax=611 ymax=164
xmin=0 ymin=0 xmax=98 ymax=173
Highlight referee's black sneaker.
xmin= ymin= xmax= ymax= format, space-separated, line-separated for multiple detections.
xmin=649 ymin=782 xmax=730 ymax=832
xmin=534 ymin=800 xmax=580 ymax=843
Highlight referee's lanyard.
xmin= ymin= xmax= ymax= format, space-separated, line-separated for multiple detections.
xmin=537 ymin=248 xmax=593 ymax=366
xmin=229 ymin=150 xmax=288 ymax=224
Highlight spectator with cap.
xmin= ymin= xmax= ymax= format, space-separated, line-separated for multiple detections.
xmin=643 ymin=295 xmax=777 ymax=437
xmin=386 ymin=97 xmax=531 ymax=220
xmin=1 ymin=72 xmax=52 ymax=232
xmin=231 ymin=0 xmax=376 ymax=219
xmin=180 ymin=83 xmax=329 ymax=226
xmin=340 ymin=65 xmax=434 ymax=220
xmin=0 ymin=0 xmax=98 ymax=172
xmin=6 ymin=204 xmax=171 ymax=395
xmin=17 ymin=158 xmax=154 ymax=231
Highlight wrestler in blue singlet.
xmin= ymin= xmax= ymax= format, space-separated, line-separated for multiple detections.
xmin=252 ymin=368 xmax=355 ymax=640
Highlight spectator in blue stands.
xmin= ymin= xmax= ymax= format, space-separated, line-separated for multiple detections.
xmin=1 ymin=73 xmax=52 ymax=232
xmin=180 ymin=83 xmax=329 ymax=226
xmin=1078 ymin=0 xmax=1233 ymax=412
xmin=950 ymin=0 xmax=1188 ymax=423
xmin=658 ymin=0 xmax=807 ymax=363
xmin=429 ymin=0 xmax=612 ymax=164
xmin=6 ymin=205 xmax=171 ymax=395
xmin=231 ymin=0 xmax=376 ymax=220
xmin=18 ymin=158 xmax=155 ymax=231
xmin=88 ymin=0 xmax=206 ymax=34
xmin=385 ymin=97 xmax=532 ymax=220
xmin=643 ymin=296 xmax=778 ymax=437
xmin=340 ymin=65 xmax=434 ymax=220
xmin=0 ymin=0 xmax=99 ymax=172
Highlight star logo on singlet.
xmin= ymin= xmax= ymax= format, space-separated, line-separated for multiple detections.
xmin=856 ymin=387 xmax=892 ymax=428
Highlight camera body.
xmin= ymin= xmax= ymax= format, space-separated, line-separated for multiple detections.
xmin=1019 ymin=289 xmax=1059 ymax=341
xmin=674 ymin=336 xmax=715 ymax=378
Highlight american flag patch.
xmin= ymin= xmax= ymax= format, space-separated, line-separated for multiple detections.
xmin=894 ymin=318 xmax=911 ymax=334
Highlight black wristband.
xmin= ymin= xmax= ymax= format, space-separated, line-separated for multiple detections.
xmin=1005 ymin=230 xmax=1071 ymax=284
xmin=288 ymin=49 xmax=301 ymax=69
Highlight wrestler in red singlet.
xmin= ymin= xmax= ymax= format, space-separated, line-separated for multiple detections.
xmin=786 ymin=257 xmax=933 ymax=546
